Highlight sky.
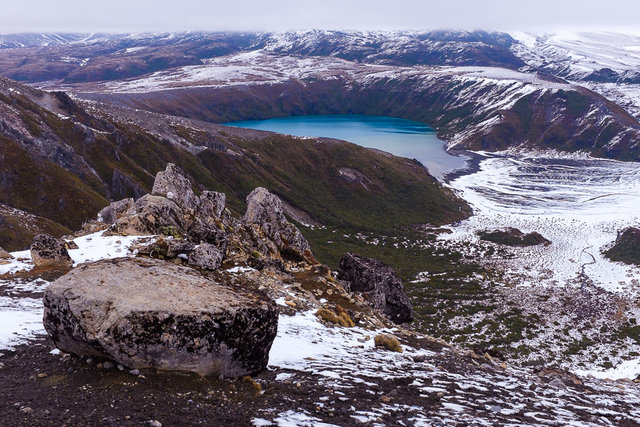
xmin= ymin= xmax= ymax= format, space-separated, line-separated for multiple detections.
xmin=2 ymin=0 xmax=640 ymax=34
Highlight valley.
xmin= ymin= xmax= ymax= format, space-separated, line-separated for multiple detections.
xmin=1 ymin=29 xmax=640 ymax=425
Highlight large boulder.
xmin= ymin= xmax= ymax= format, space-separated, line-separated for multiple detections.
xmin=30 ymin=234 xmax=73 ymax=269
xmin=337 ymin=253 xmax=413 ymax=324
xmin=43 ymin=257 xmax=278 ymax=377
xmin=243 ymin=187 xmax=313 ymax=261
xmin=151 ymin=163 xmax=197 ymax=211
xmin=188 ymin=243 xmax=224 ymax=270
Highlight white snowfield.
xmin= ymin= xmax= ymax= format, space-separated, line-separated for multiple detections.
xmin=512 ymin=31 xmax=640 ymax=120
xmin=0 ymin=233 xmax=142 ymax=352
xmin=446 ymin=150 xmax=640 ymax=292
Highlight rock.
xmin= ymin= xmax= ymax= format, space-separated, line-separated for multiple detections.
xmin=147 ymin=421 xmax=162 ymax=427
xmin=188 ymin=244 xmax=224 ymax=270
xmin=337 ymin=253 xmax=413 ymax=324
xmin=152 ymin=163 xmax=197 ymax=211
xmin=129 ymin=369 xmax=140 ymax=376
xmin=138 ymin=238 xmax=195 ymax=259
xmin=19 ymin=406 xmax=33 ymax=414
xmin=97 ymin=198 xmax=135 ymax=225
xmin=103 ymin=361 xmax=114 ymax=370
xmin=30 ymin=234 xmax=73 ymax=269
xmin=243 ymin=187 xmax=313 ymax=261
xmin=374 ymin=334 xmax=403 ymax=352
xmin=477 ymin=228 xmax=550 ymax=247
xmin=0 ymin=246 xmax=13 ymax=260
xmin=43 ymin=257 xmax=278 ymax=377
xmin=114 ymin=195 xmax=183 ymax=236
xmin=604 ymin=227 xmax=640 ymax=265
xmin=63 ymin=241 xmax=79 ymax=250
xmin=198 ymin=191 xmax=227 ymax=220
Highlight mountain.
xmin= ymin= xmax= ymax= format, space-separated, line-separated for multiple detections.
xmin=58 ymin=51 xmax=640 ymax=161
xmin=0 ymin=76 xmax=468 ymax=250
xmin=0 ymin=30 xmax=523 ymax=84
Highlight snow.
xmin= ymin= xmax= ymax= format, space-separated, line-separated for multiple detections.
xmin=575 ymin=358 xmax=640 ymax=380
xmin=445 ymin=150 xmax=640 ymax=292
xmin=0 ymin=231 xmax=147 ymax=352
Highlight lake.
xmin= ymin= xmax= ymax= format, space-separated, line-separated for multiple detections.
xmin=225 ymin=115 xmax=467 ymax=179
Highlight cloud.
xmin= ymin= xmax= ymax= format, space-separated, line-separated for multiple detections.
xmin=2 ymin=0 xmax=640 ymax=33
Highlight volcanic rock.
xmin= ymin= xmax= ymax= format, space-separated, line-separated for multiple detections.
xmin=30 ymin=234 xmax=73 ymax=269
xmin=604 ymin=227 xmax=640 ymax=265
xmin=188 ymin=243 xmax=224 ymax=270
xmin=97 ymin=198 xmax=135 ymax=225
xmin=337 ymin=253 xmax=413 ymax=324
xmin=151 ymin=163 xmax=197 ymax=211
xmin=114 ymin=195 xmax=183 ymax=236
xmin=477 ymin=228 xmax=550 ymax=247
xmin=43 ymin=257 xmax=278 ymax=377
xmin=244 ymin=187 xmax=313 ymax=261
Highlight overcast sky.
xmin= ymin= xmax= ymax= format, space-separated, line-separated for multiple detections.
xmin=2 ymin=0 xmax=640 ymax=34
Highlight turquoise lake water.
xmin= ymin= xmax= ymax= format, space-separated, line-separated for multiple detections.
xmin=225 ymin=115 xmax=467 ymax=179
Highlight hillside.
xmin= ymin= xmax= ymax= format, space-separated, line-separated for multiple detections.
xmin=0 ymin=76 xmax=468 ymax=250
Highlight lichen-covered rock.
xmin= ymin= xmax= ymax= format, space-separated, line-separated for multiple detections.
xmin=30 ymin=234 xmax=73 ymax=269
xmin=198 ymin=190 xmax=227 ymax=220
xmin=188 ymin=243 xmax=224 ymax=270
xmin=43 ymin=257 xmax=278 ymax=377
xmin=151 ymin=163 xmax=197 ymax=211
xmin=97 ymin=198 xmax=135 ymax=225
xmin=243 ymin=187 xmax=313 ymax=261
xmin=337 ymin=253 xmax=413 ymax=324
xmin=114 ymin=195 xmax=183 ymax=236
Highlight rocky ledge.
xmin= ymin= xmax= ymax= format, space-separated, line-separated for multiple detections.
xmin=41 ymin=163 xmax=411 ymax=377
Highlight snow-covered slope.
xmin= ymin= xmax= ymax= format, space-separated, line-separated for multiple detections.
xmin=512 ymin=32 xmax=640 ymax=120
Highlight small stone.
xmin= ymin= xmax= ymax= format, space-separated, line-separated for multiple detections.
xmin=379 ymin=395 xmax=392 ymax=403
xmin=86 ymin=358 xmax=93 ymax=365
xmin=284 ymin=301 xmax=297 ymax=308
xmin=129 ymin=369 xmax=141 ymax=376
xmin=0 ymin=362 xmax=5 ymax=369
xmin=103 ymin=361 xmax=114 ymax=369
xmin=37 ymin=373 xmax=48 ymax=379
xmin=19 ymin=407 xmax=33 ymax=414
xmin=147 ymin=420 xmax=162 ymax=427
xmin=549 ymin=378 xmax=566 ymax=389
xmin=117 ymin=364 xmax=124 ymax=371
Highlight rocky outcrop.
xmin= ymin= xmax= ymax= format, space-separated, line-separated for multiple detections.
xmin=604 ymin=227 xmax=640 ymax=265
xmin=97 ymin=198 xmax=134 ymax=225
xmin=43 ymin=257 xmax=279 ymax=377
xmin=478 ymin=228 xmax=551 ymax=247
xmin=187 ymin=243 xmax=224 ymax=270
xmin=337 ymin=253 xmax=413 ymax=324
xmin=244 ymin=187 xmax=313 ymax=262
xmin=99 ymin=165 xmax=315 ymax=268
xmin=151 ymin=163 xmax=197 ymax=211
xmin=30 ymin=234 xmax=73 ymax=269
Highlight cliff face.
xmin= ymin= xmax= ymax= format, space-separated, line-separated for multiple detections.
xmin=70 ymin=54 xmax=640 ymax=161
xmin=0 ymin=76 xmax=469 ymax=250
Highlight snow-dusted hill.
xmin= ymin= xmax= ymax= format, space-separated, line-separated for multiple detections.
xmin=512 ymin=32 xmax=640 ymax=119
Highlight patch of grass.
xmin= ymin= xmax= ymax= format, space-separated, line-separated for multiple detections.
xmin=374 ymin=334 xmax=403 ymax=352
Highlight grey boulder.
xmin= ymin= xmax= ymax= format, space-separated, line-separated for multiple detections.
xmin=30 ymin=234 xmax=73 ymax=269
xmin=43 ymin=257 xmax=278 ymax=377
xmin=188 ymin=244 xmax=224 ymax=270
xmin=244 ymin=187 xmax=313 ymax=262
xmin=337 ymin=253 xmax=413 ymax=324
xmin=151 ymin=163 xmax=197 ymax=211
